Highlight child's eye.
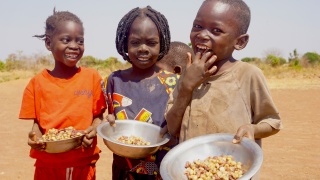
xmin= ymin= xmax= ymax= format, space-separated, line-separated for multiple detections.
xmin=148 ymin=41 xmax=158 ymax=46
xmin=77 ymin=38 xmax=84 ymax=45
xmin=193 ymin=24 xmax=202 ymax=29
xmin=61 ymin=38 xmax=69 ymax=44
xmin=212 ymin=28 xmax=222 ymax=33
xmin=130 ymin=40 xmax=140 ymax=47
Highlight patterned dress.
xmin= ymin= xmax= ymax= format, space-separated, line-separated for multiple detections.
xmin=102 ymin=69 xmax=179 ymax=180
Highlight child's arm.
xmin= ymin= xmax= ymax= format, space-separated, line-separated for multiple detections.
xmin=232 ymin=123 xmax=280 ymax=143
xmin=28 ymin=120 xmax=45 ymax=151
xmin=233 ymin=66 xmax=282 ymax=143
xmin=166 ymin=52 xmax=217 ymax=137
xmin=82 ymin=113 xmax=104 ymax=148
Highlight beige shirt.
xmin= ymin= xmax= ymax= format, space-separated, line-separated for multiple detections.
xmin=167 ymin=61 xmax=283 ymax=143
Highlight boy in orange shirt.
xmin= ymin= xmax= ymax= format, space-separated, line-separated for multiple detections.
xmin=19 ymin=9 xmax=106 ymax=180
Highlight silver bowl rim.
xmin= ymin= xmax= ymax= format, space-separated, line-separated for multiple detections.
xmin=160 ymin=133 xmax=263 ymax=180
xmin=97 ymin=120 xmax=171 ymax=148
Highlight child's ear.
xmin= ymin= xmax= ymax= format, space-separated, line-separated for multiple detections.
xmin=45 ymin=37 xmax=52 ymax=51
xmin=234 ymin=34 xmax=249 ymax=50
xmin=173 ymin=65 xmax=182 ymax=75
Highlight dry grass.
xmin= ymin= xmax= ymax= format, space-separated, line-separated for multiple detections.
xmin=260 ymin=65 xmax=320 ymax=89
xmin=1 ymin=64 xmax=319 ymax=90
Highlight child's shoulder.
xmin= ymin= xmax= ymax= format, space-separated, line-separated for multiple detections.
xmin=79 ymin=67 xmax=102 ymax=77
xmin=234 ymin=61 xmax=263 ymax=75
xmin=80 ymin=66 xmax=99 ymax=73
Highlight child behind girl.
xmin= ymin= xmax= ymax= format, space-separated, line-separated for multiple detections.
xmin=156 ymin=41 xmax=194 ymax=75
xmin=103 ymin=6 xmax=178 ymax=180
xmin=19 ymin=9 xmax=106 ymax=180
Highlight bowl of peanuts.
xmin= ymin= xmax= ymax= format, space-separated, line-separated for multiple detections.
xmin=160 ymin=133 xmax=263 ymax=180
xmin=97 ymin=120 xmax=171 ymax=159
xmin=40 ymin=126 xmax=85 ymax=153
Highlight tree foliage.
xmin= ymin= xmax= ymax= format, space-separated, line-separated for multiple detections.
xmin=302 ymin=52 xmax=320 ymax=65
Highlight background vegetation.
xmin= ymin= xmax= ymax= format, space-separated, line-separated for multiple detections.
xmin=0 ymin=49 xmax=319 ymax=83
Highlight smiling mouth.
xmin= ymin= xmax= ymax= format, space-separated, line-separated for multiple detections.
xmin=196 ymin=44 xmax=212 ymax=55
xmin=137 ymin=56 xmax=151 ymax=62
xmin=65 ymin=54 xmax=79 ymax=59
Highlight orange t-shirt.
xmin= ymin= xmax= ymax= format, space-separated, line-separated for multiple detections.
xmin=19 ymin=67 xmax=106 ymax=168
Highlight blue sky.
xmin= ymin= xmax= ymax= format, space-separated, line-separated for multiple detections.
xmin=0 ymin=0 xmax=319 ymax=62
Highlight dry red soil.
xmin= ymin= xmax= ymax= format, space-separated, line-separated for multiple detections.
xmin=1 ymin=78 xmax=319 ymax=180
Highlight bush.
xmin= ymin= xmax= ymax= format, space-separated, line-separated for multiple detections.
xmin=79 ymin=56 xmax=100 ymax=67
xmin=0 ymin=61 xmax=5 ymax=71
xmin=266 ymin=55 xmax=280 ymax=67
xmin=241 ymin=57 xmax=253 ymax=62
xmin=302 ymin=52 xmax=320 ymax=66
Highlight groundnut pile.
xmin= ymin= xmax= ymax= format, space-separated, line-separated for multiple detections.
xmin=184 ymin=155 xmax=246 ymax=180
xmin=117 ymin=135 xmax=151 ymax=146
xmin=41 ymin=126 xmax=83 ymax=142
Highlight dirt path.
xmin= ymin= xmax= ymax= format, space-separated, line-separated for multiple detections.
xmin=0 ymin=78 xmax=319 ymax=180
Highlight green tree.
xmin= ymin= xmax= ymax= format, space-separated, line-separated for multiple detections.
xmin=266 ymin=55 xmax=280 ymax=67
xmin=289 ymin=49 xmax=299 ymax=63
xmin=302 ymin=52 xmax=320 ymax=65
xmin=0 ymin=61 xmax=5 ymax=71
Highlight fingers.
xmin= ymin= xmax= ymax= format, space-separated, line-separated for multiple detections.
xmin=186 ymin=52 xmax=192 ymax=67
xmin=160 ymin=125 xmax=168 ymax=137
xmin=83 ymin=126 xmax=93 ymax=135
xmin=82 ymin=138 xmax=93 ymax=148
xmin=193 ymin=51 xmax=217 ymax=76
xmin=106 ymin=114 xmax=116 ymax=127
xmin=28 ymin=131 xmax=45 ymax=150
xmin=232 ymin=134 xmax=241 ymax=144
xmin=232 ymin=124 xmax=255 ymax=144
xmin=28 ymin=131 xmax=37 ymax=141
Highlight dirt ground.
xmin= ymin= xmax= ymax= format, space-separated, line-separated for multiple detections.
xmin=0 ymin=78 xmax=319 ymax=180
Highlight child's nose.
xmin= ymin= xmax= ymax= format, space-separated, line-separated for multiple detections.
xmin=69 ymin=41 xmax=79 ymax=49
xmin=197 ymin=29 xmax=211 ymax=40
xmin=138 ymin=44 xmax=148 ymax=52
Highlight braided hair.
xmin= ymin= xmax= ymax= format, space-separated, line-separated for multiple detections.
xmin=34 ymin=8 xmax=83 ymax=41
xmin=115 ymin=6 xmax=171 ymax=62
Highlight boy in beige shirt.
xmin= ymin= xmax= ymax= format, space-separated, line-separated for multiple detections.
xmin=166 ymin=0 xmax=282 ymax=150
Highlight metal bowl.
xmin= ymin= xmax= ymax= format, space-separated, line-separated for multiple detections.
xmin=44 ymin=133 xmax=85 ymax=153
xmin=160 ymin=133 xmax=263 ymax=180
xmin=97 ymin=120 xmax=170 ymax=159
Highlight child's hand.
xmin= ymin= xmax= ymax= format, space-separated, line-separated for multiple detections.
xmin=160 ymin=125 xmax=179 ymax=147
xmin=160 ymin=125 xmax=168 ymax=137
xmin=82 ymin=126 xmax=96 ymax=148
xmin=105 ymin=114 xmax=116 ymax=127
xmin=232 ymin=124 xmax=255 ymax=144
xmin=181 ymin=51 xmax=217 ymax=92
xmin=28 ymin=131 xmax=45 ymax=151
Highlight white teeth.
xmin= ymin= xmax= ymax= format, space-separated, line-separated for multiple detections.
xmin=197 ymin=45 xmax=209 ymax=50
xmin=66 ymin=54 xmax=78 ymax=58
xmin=138 ymin=58 xmax=149 ymax=61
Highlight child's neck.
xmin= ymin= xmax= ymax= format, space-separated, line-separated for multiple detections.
xmin=122 ymin=65 xmax=160 ymax=81
xmin=50 ymin=65 xmax=79 ymax=79
xmin=213 ymin=57 xmax=237 ymax=75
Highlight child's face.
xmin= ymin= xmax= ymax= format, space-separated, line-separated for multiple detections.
xmin=127 ymin=17 xmax=160 ymax=70
xmin=190 ymin=0 xmax=240 ymax=62
xmin=46 ymin=21 xmax=84 ymax=67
